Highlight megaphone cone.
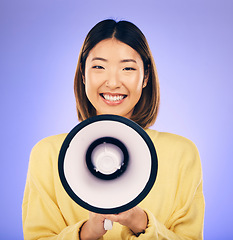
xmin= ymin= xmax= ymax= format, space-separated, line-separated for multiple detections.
xmin=58 ymin=115 xmax=158 ymax=229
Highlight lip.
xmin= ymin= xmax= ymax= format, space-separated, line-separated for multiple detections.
xmin=100 ymin=93 xmax=127 ymax=106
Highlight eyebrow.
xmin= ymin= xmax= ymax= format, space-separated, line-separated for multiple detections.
xmin=91 ymin=57 xmax=137 ymax=63
xmin=91 ymin=57 xmax=108 ymax=62
xmin=120 ymin=59 xmax=137 ymax=63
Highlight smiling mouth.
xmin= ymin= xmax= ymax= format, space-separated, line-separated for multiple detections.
xmin=100 ymin=93 xmax=127 ymax=102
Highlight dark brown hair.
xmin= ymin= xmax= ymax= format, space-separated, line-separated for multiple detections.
xmin=74 ymin=19 xmax=160 ymax=128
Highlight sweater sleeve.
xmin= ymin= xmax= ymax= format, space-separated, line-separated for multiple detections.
xmin=22 ymin=137 xmax=95 ymax=240
xmin=22 ymin=174 xmax=87 ymax=240
xmin=121 ymin=188 xmax=204 ymax=240
xmin=121 ymin=136 xmax=205 ymax=240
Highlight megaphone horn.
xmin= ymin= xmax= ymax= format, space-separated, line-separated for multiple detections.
xmin=58 ymin=114 xmax=158 ymax=230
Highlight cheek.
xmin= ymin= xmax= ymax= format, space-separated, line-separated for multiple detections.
xmin=85 ymin=70 xmax=105 ymax=86
xmin=85 ymin=72 xmax=97 ymax=92
xmin=85 ymin=82 xmax=96 ymax=99
xmin=131 ymin=74 xmax=144 ymax=92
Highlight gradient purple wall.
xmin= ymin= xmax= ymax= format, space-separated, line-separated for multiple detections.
xmin=1 ymin=0 xmax=232 ymax=239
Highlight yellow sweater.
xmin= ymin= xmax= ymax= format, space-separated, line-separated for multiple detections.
xmin=22 ymin=129 xmax=204 ymax=239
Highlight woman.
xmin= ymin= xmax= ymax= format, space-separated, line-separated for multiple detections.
xmin=22 ymin=19 xmax=205 ymax=239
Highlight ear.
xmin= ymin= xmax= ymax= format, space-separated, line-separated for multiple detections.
xmin=82 ymin=75 xmax=85 ymax=84
xmin=142 ymin=71 xmax=149 ymax=88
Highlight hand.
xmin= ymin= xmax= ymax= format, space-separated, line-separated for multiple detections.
xmin=102 ymin=206 xmax=148 ymax=235
xmin=79 ymin=212 xmax=107 ymax=240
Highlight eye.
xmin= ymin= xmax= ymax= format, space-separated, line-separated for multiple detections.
xmin=123 ymin=67 xmax=136 ymax=71
xmin=92 ymin=65 xmax=105 ymax=69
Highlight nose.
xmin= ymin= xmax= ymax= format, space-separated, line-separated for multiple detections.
xmin=106 ymin=72 xmax=121 ymax=89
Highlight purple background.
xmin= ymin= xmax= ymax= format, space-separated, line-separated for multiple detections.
xmin=1 ymin=0 xmax=233 ymax=239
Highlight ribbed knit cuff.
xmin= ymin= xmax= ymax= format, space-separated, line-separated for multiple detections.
xmin=121 ymin=209 xmax=158 ymax=239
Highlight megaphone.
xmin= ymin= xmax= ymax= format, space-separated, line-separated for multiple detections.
xmin=58 ymin=115 xmax=158 ymax=230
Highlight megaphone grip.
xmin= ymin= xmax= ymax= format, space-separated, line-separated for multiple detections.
xmin=104 ymin=219 xmax=113 ymax=230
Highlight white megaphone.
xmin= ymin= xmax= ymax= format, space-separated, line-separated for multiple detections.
xmin=58 ymin=115 xmax=158 ymax=230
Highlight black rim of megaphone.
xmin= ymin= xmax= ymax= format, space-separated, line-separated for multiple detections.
xmin=58 ymin=114 xmax=158 ymax=214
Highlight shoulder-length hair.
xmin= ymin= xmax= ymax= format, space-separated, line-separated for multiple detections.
xmin=74 ymin=19 xmax=160 ymax=129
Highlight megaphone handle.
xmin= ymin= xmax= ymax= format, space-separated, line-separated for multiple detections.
xmin=104 ymin=219 xmax=113 ymax=230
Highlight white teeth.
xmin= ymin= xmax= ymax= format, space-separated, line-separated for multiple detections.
xmin=102 ymin=94 xmax=124 ymax=102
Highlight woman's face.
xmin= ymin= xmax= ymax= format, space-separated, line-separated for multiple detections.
xmin=84 ymin=38 xmax=148 ymax=118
